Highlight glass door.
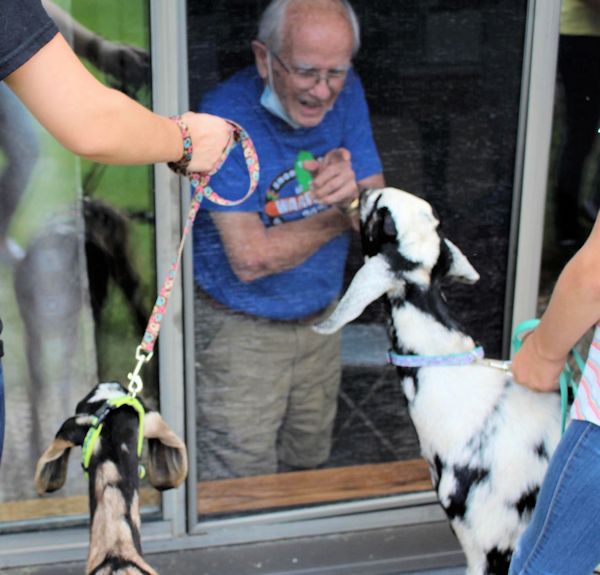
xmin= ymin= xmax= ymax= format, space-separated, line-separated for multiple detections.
xmin=0 ymin=0 xmax=160 ymax=541
xmin=186 ymin=0 xmax=529 ymax=533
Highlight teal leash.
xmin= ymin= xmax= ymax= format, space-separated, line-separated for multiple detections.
xmin=511 ymin=319 xmax=586 ymax=434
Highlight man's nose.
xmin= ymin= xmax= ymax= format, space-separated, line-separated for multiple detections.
xmin=309 ymin=75 xmax=334 ymax=99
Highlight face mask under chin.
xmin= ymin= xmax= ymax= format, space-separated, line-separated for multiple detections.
xmin=259 ymin=52 xmax=303 ymax=130
xmin=260 ymin=84 xmax=303 ymax=129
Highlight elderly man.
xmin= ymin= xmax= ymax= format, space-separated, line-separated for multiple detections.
xmin=193 ymin=0 xmax=384 ymax=480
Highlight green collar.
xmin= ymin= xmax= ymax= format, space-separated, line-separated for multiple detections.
xmin=81 ymin=395 xmax=145 ymax=475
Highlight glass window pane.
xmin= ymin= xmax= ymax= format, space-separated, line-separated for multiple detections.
xmin=188 ymin=1 xmax=527 ymax=522
xmin=0 ymin=0 xmax=158 ymax=531
xmin=537 ymin=1 xmax=599 ymax=361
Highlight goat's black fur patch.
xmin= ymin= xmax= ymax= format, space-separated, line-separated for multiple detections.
xmin=535 ymin=441 xmax=549 ymax=460
xmin=88 ymin=408 xmax=141 ymax=519
xmin=431 ymin=454 xmax=443 ymax=490
xmin=485 ymin=547 xmax=512 ymax=575
xmin=514 ymin=486 xmax=539 ymax=518
xmin=445 ymin=465 xmax=490 ymax=520
xmin=90 ymin=555 xmax=154 ymax=575
xmin=361 ymin=205 xmax=418 ymax=275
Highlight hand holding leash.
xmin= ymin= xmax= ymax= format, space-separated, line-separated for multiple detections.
xmin=126 ymin=120 xmax=259 ymax=397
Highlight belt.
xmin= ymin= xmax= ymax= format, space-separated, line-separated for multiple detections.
xmin=194 ymin=286 xmax=333 ymax=326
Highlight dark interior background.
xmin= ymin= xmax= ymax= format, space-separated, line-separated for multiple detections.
xmin=187 ymin=0 xmax=527 ymax=358
xmin=187 ymin=0 xmax=528 ymax=471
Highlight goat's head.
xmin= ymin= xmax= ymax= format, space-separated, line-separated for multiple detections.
xmin=315 ymin=188 xmax=479 ymax=334
xmin=34 ymin=382 xmax=188 ymax=495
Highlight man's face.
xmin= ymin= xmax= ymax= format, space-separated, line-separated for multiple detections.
xmin=255 ymin=10 xmax=354 ymax=128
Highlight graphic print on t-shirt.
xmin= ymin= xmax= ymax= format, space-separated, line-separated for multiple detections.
xmin=264 ymin=157 xmax=328 ymax=225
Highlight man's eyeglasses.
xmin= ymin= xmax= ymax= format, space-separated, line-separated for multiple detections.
xmin=270 ymin=51 xmax=351 ymax=90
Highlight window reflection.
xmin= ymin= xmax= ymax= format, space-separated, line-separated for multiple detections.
xmin=539 ymin=0 xmax=599 ymax=312
xmin=0 ymin=0 xmax=156 ymax=530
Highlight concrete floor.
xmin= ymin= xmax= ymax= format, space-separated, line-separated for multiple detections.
xmin=3 ymin=557 xmax=465 ymax=575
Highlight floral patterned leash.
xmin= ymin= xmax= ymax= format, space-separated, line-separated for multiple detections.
xmin=126 ymin=120 xmax=259 ymax=398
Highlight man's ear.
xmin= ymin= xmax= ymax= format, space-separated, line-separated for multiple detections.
xmin=252 ymin=40 xmax=269 ymax=81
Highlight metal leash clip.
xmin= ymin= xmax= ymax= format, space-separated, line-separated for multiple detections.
xmin=474 ymin=358 xmax=513 ymax=373
xmin=127 ymin=345 xmax=153 ymax=398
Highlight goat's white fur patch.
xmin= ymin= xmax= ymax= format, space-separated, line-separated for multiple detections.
xmin=391 ymin=304 xmax=475 ymax=356
xmin=89 ymin=382 xmax=126 ymax=404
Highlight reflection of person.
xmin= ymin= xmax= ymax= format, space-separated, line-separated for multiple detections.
xmin=508 ymin=213 xmax=600 ymax=574
xmin=1 ymin=0 xmax=151 ymax=265
xmin=0 ymin=84 xmax=38 ymax=264
xmin=193 ymin=0 xmax=384 ymax=480
xmin=0 ymin=0 xmax=233 ymax=463
xmin=553 ymin=0 xmax=600 ymax=247
xmin=41 ymin=0 xmax=150 ymax=92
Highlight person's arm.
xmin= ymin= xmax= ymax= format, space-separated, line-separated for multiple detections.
xmin=212 ymin=207 xmax=352 ymax=283
xmin=212 ymin=147 xmax=384 ymax=282
xmin=512 ymin=215 xmax=600 ymax=392
xmin=5 ymin=34 xmax=231 ymax=172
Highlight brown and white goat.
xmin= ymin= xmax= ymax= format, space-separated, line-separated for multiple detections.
xmin=35 ymin=382 xmax=188 ymax=575
xmin=315 ymin=188 xmax=562 ymax=575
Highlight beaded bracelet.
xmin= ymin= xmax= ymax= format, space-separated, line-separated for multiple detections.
xmin=167 ymin=115 xmax=193 ymax=175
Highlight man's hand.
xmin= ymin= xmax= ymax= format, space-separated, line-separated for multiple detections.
xmin=304 ymin=148 xmax=358 ymax=207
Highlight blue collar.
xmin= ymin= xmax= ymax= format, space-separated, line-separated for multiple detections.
xmin=387 ymin=346 xmax=485 ymax=368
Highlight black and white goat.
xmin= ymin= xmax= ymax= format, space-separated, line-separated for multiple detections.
xmin=34 ymin=382 xmax=188 ymax=575
xmin=315 ymin=188 xmax=562 ymax=575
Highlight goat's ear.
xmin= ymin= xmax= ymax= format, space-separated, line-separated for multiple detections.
xmin=34 ymin=416 xmax=86 ymax=495
xmin=444 ymin=239 xmax=480 ymax=284
xmin=144 ymin=412 xmax=188 ymax=491
xmin=313 ymin=254 xmax=397 ymax=334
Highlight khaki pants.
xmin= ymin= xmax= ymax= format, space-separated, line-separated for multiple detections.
xmin=194 ymin=287 xmax=341 ymax=480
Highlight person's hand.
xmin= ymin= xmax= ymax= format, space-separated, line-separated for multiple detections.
xmin=180 ymin=112 xmax=234 ymax=173
xmin=304 ymin=148 xmax=358 ymax=208
xmin=92 ymin=40 xmax=150 ymax=92
xmin=512 ymin=330 xmax=565 ymax=392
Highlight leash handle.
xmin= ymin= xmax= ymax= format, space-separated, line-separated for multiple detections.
xmin=128 ymin=121 xmax=258 ymax=396
xmin=511 ymin=319 xmax=585 ymax=434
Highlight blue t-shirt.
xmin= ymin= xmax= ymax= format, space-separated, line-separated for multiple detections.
xmin=193 ymin=66 xmax=382 ymax=320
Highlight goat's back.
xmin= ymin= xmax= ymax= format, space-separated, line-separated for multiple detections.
xmin=404 ymin=365 xmax=561 ymax=574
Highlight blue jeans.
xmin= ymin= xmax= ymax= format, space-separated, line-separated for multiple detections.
xmin=0 ymin=360 xmax=4 ymax=462
xmin=509 ymin=420 xmax=600 ymax=574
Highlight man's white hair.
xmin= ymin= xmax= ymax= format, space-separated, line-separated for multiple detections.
xmin=257 ymin=0 xmax=361 ymax=57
